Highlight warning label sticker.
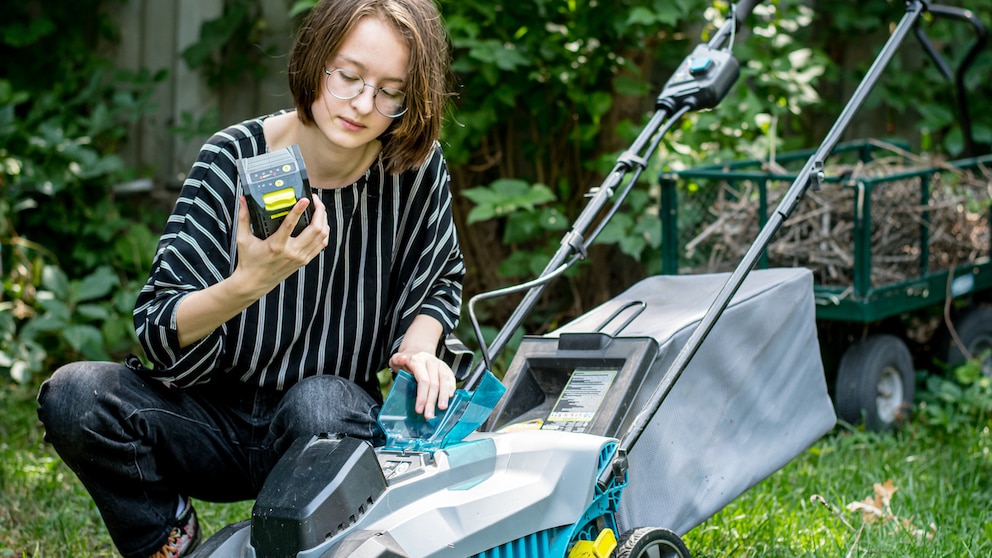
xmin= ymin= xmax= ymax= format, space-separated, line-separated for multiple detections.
xmin=543 ymin=369 xmax=617 ymax=433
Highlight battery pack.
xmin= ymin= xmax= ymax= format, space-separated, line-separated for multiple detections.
xmin=236 ymin=144 xmax=315 ymax=239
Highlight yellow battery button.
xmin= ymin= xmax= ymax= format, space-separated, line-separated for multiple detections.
xmin=263 ymin=187 xmax=298 ymax=217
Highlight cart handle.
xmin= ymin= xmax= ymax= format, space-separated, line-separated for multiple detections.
xmin=914 ymin=4 xmax=989 ymax=157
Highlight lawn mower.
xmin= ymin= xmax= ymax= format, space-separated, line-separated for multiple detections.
xmin=180 ymin=0 xmax=984 ymax=554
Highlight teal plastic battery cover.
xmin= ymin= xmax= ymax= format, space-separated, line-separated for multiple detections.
xmin=378 ymin=370 xmax=506 ymax=452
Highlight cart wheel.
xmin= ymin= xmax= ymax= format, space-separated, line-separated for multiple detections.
xmin=942 ymin=306 xmax=992 ymax=375
xmin=834 ymin=334 xmax=914 ymax=431
xmin=613 ymin=527 xmax=690 ymax=558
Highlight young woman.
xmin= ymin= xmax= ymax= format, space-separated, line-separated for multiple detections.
xmin=37 ymin=1 xmax=463 ymax=556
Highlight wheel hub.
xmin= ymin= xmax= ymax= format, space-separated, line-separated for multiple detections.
xmin=876 ymin=366 xmax=904 ymax=424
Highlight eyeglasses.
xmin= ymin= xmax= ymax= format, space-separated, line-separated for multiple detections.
xmin=323 ymin=68 xmax=408 ymax=118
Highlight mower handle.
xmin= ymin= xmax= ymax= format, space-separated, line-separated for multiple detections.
xmin=707 ymin=0 xmax=763 ymax=50
xmin=601 ymin=0 xmax=939 ymax=489
xmin=735 ymin=0 xmax=762 ymax=25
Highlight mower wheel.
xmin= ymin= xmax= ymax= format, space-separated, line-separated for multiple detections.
xmin=613 ymin=527 xmax=690 ymax=558
xmin=941 ymin=305 xmax=992 ymax=375
xmin=834 ymin=334 xmax=914 ymax=431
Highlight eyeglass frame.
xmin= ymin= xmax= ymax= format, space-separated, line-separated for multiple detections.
xmin=322 ymin=67 xmax=409 ymax=118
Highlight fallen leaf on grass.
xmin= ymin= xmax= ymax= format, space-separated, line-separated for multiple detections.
xmin=845 ymin=479 xmax=898 ymax=524
xmin=843 ymin=479 xmax=934 ymax=541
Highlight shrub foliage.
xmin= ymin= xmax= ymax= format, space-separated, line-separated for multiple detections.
xmin=2 ymin=0 xmax=989 ymax=382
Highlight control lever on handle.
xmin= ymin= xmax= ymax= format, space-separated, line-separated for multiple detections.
xmin=656 ymin=44 xmax=739 ymax=112
xmin=655 ymin=1 xmax=762 ymax=113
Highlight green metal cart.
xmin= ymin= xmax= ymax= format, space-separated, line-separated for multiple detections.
xmin=661 ymin=141 xmax=992 ymax=430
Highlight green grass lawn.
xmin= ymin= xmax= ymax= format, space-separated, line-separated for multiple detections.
xmin=2 ymin=375 xmax=991 ymax=557
xmin=684 ymin=422 xmax=992 ymax=557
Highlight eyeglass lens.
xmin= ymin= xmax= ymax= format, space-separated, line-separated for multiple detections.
xmin=325 ymin=68 xmax=407 ymax=117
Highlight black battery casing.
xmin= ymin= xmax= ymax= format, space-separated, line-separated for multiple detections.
xmin=236 ymin=144 xmax=315 ymax=239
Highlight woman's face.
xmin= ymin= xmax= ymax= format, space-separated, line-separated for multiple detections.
xmin=313 ymin=16 xmax=410 ymax=152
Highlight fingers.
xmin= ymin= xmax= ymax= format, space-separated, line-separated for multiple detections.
xmin=416 ymin=367 xmax=440 ymax=419
xmin=437 ymin=364 xmax=455 ymax=411
xmin=237 ymin=196 xmax=254 ymax=240
xmin=270 ymin=197 xmax=311 ymax=240
xmin=308 ymin=195 xmax=330 ymax=246
xmin=263 ymin=196 xmax=329 ymax=262
xmin=290 ymin=196 xmax=329 ymax=248
xmin=390 ymin=352 xmax=456 ymax=420
xmin=236 ymin=196 xmax=265 ymax=255
xmin=233 ymin=195 xmax=330 ymax=292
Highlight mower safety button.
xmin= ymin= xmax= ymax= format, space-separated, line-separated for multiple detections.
xmin=688 ymin=56 xmax=712 ymax=75
xmin=263 ymin=187 xmax=298 ymax=211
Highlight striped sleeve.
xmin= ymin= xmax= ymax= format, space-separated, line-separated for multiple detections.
xmin=132 ymin=122 xmax=261 ymax=383
xmin=389 ymin=146 xmax=465 ymax=351
xmin=414 ymin=170 xmax=464 ymax=334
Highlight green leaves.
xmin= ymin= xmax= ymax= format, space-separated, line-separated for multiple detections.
xmin=70 ymin=265 xmax=120 ymax=302
xmin=593 ymin=189 xmax=662 ymax=261
xmin=180 ymin=0 xmax=273 ymax=88
xmin=461 ymin=179 xmax=568 ymax=278
xmin=0 ymin=1 xmax=165 ymax=382
xmin=462 ymin=179 xmax=556 ymax=224
xmin=15 ymin=265 xmax=125 ymax=365
xmin=0 ymin=311 xmax=46 ymax=384
xmin=918 ymin=355 xmax=992 ymax=434
xmin=288 ymin=0 xmax=319 ymax=18
xmin=627 ymin=2 xmax=687 ymax=28
xmin=471 ymin=39 xmax=532 ymax=72
xmin=0 ymin=16 xmax=57 ymax=48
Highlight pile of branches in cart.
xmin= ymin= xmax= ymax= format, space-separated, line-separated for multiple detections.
xmin=681 ymin=149 xmax=992 ymax=288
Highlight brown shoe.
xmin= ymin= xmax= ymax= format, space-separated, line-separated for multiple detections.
xmin=148 ymin=499 xmax=202 ymax=558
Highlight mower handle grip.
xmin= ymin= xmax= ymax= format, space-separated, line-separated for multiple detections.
xmin=708 ymin=0 xmax=762 ymax=50
xmin=734 ymin=0 xmax=761 ymax=28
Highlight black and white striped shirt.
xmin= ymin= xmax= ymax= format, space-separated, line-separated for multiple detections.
xmin=133 ymin=112 xmax=464 ymax=400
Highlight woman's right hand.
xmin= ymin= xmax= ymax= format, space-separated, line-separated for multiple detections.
xmin=174 ymin=194 xmax=329 ymax=348
xmin=232 ymin=194 xmax=330 ymax=296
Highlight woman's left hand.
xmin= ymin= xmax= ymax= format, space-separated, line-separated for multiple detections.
xmin=388 ymin=350 xmax=456 ymax=420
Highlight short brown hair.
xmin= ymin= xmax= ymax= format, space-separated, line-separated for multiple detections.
xmin=288 ymin=0 xmax=450 ymax=174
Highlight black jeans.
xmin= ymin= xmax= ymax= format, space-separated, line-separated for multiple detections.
xmin=37 ymin=362 xmax=384 ymax=558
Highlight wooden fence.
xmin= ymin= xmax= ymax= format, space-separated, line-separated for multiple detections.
xmin=113 ymin=0 xmax=296 ymax=192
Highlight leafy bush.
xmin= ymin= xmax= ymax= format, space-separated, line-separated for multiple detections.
xmin=438 ymin=0 xmax=833 ymax=346
xmin=917 ymin=353 xmax=992 ymax=435
xmin=181 ymin=0 xmax=274 ymax=88
xmin=0 ymin=0 xmax=163 ymax=382
xmin=808 ymin=1 xmax=992 ymax=158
